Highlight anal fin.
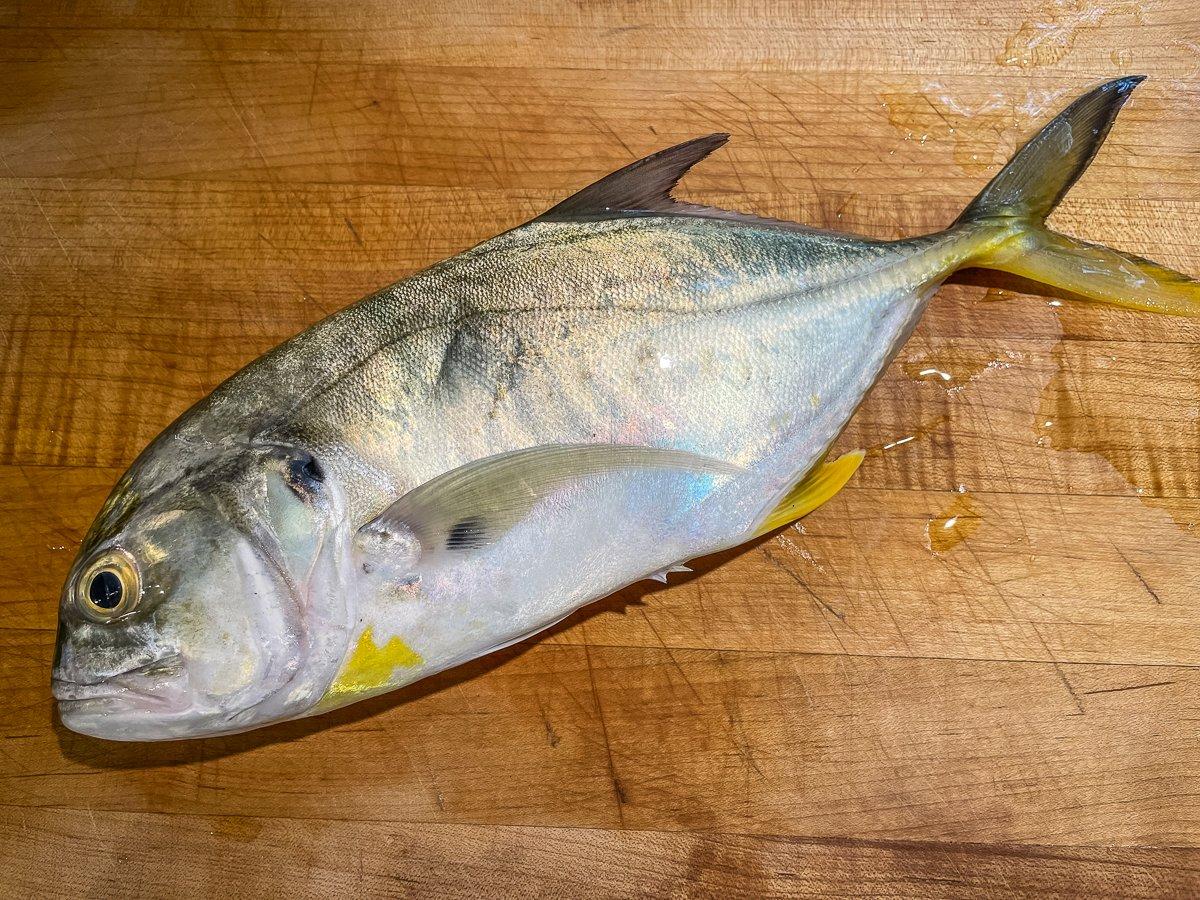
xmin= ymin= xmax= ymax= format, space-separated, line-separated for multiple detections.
xmin=752 ymin=450 xmax=864 ymax=538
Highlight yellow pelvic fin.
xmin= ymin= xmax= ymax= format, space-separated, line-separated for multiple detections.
xmin=752 ymin=449 xmax=864 ymax=538
xmin=326 ymin=626 xmax=423 ymax=700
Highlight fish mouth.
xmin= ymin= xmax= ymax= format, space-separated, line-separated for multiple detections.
xmin=53 ymin=654 xmax=188 ymax=714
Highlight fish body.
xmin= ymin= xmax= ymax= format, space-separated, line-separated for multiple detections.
xmin=52 ymin=77 xmax=1200 ymax=739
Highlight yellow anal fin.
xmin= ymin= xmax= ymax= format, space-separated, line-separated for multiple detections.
xmin=752 ymin=450 xmax=864 ymax=538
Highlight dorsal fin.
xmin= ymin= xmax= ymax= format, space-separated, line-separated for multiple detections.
xmin=533 ymin=133 xmax=847 ymax=234
xmin=536 ymin=134 xmax=730 ymax=222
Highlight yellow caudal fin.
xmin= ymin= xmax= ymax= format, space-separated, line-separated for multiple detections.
xmin=956 ymin=76 xmax=1200 ymax=317
xmin=985 ymin=229 xmax=1200 ymax=316
xmin=752 ymin=450 xmax=864 ymax=538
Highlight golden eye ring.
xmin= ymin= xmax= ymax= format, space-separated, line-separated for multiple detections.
xmin=73 ymin=549 xmax=141 ymax=622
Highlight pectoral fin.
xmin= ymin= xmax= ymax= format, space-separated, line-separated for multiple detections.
xmin=360 ymin=443 xmax=744 ymax=559
xmin=752 ymin=450 xmax=864 ymax=537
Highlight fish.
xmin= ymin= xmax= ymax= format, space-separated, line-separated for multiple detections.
xmin=51 ymin=76 xmax=1200 ymax=740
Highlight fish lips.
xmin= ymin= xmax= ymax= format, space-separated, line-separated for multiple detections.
xmin=53 ymin=656 xmax=194 ymax=737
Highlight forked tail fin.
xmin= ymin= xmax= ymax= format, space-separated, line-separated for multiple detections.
xmin=958 ymin=75 xmax=1200 ymax=316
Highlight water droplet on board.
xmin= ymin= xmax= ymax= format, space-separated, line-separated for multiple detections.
xmin=1038 ymin=323 xmax=1200 ymax=532
xmin=869 ymin=414 xmax=951 ymax=457
xmin=998 ymin=0 xmax=1137 ymax=69
xmin=917 ymin=366 xmax=953 ymax=382
xmin=1111 ymin=48 xmax=1134 ymax=69
xmin=882 ymin=434 xmax=917 ymax=451
xmin=925 ymin=492 xmax=983 ymax=553
xmin=879 ymin=86 xmax=1010 ymax=176
xmin=903 ymin=347 xmax=995 ymax=391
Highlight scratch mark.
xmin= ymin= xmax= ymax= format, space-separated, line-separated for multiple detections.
xmin=30 ymin=193 xmax=75 ymax=272
xmin=1080 ymin=680 xmax=1176 ymax=696
xmin=777 ymin=141 xmax=821 ymax=204
xmin=582 ymin=643 xmax=625 ymax=826
xmin=762 ymin=547 xmax=846 ymax=622
xmin=920 ymin=91 xmax=956 ymax=133
xmin=749 ymin=77 xmax=810 ymax=134
xmin=256 ymin=230 xmax=333 ymax=317
xmin=538 ymin=702 xmax=561 ymax=748
xmin=612 ymin=777 xmax=628 ymax=804
xmin=640 ymin=607 xmax=701 ymax=702
xmin=1032 ymin=624 xmax=1085 ymax=716
xmin=430 ymin=773 xmax=446 ymax=812
xmin=762 ymin=545 xmax=855 ymax=658
xmin=1113 ymin=543 xmax=1162 ymax=604
xmin=724 ymin=699 xmax=767 ymax=782
xmin=307 ymin=38 xmax=324 ymax=119
xmin=590 ymin=113 xmax=634 ymax=160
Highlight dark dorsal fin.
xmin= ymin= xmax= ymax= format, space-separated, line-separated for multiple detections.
xmin=533 ymin=133 xmax=841 ymax=234
xmin=536 ymin=134 xmax=730 ymax=222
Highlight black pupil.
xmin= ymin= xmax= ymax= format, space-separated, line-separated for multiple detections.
xmin=88 ymin=570 xmax=123 ymax=609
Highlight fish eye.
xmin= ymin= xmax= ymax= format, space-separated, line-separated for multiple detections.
xmin=73 ymin=549 xmax=141 ymax=622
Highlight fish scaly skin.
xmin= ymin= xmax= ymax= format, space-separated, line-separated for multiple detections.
xmin=52 ymin=77 xmax=1200 ymax=740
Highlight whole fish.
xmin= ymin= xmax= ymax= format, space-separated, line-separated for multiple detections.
xmin=52 ymin=77 xmax=1200 ymax=740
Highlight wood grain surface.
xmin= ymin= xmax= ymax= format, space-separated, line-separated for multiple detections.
xmin=3 ymin=1 xmax=1200 ymax=897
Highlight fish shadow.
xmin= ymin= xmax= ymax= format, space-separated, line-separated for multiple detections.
xmin=950 ymin=267 xmax=1098 ymax=306
xmin=53 ymin=534 xmax=775 ymax=769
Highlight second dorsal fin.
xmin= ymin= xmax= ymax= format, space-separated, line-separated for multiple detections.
xmin=536 ymin=133 xmax=730 ymax=222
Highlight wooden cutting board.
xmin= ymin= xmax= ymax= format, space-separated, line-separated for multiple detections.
xmin=2 ymin=1 xmax=1200 ymax=895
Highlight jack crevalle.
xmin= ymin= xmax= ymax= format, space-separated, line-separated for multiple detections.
xmin=53 ymin=77 xmax=1200 ymax=740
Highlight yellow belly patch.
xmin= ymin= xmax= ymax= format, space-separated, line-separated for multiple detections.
xmin=324 ymin=626 xmax=423 ymax=702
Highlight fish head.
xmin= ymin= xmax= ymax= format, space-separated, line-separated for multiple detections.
xmin=52 ymin=442 xmax=353 ymax=741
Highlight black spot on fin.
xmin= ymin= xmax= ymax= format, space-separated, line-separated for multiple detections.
xmin=536 ymin=134 xmax=729 ymax=222
xmin=445 ymin=517 xmax=488 ymax=551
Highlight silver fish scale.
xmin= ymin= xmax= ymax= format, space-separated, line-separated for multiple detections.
xmin=112 ymin=215 xmax=962 ymax=543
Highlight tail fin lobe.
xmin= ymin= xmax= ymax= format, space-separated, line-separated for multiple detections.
xmin=957 ymin=75 xmax=1200 ymax=317
xmin=958 ymin=75 xmax=1145 ymax=225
